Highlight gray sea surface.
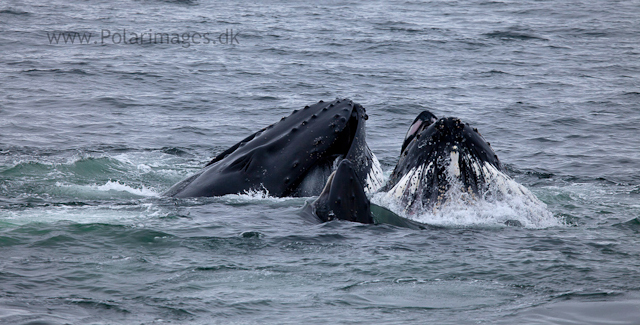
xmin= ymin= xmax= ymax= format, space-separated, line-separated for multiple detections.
xmin=1 ymin=0 xmax=640 ymax=324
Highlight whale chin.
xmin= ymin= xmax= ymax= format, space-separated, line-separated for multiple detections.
xmin=382 ymin=115 xmax=503 ymax=213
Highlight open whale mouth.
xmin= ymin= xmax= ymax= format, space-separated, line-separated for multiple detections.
xmin=382 ymin=115 xmax=502 ymax=213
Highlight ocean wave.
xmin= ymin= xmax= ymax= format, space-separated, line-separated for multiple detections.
xmin=56 ymin=180 xmax=160 ymax=198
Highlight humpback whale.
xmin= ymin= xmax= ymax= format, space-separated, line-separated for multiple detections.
xmin=165 ymin=100 xmax=547 ymax=226
xmin=165 ymin=99 xmax=383 ymax=199
xmin=379 ymin=111 xmax=503 ymax=215
xmin=374 ymin=111 xmax=555 ymax=227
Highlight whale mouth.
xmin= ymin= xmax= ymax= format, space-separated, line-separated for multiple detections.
xmin=383 ymin=115 xmax=502 ymax=212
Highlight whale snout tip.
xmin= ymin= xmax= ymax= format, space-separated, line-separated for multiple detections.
xmin=431 ymin=117 xmax=468 ymax=142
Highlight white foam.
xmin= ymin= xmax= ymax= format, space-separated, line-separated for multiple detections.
xmin=372 ymin=161 xmax=561 ymax=229
xmin=0 ymin=203 xmax=163 ymax=226
xmin=56 ymin=180 xmax=160 ymax=198
xmin=220 ymin=187 xmax=305 ymax=204
xmin=93 ymin=180 xmax=160 ymax=197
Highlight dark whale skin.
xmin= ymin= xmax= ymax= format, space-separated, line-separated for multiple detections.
xmin=165 ymin=98 xmax=376 ymax=198
xmin=306 ymin=159 xmax=373 ymax=224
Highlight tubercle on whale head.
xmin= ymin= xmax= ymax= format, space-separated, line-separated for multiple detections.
xmin=428 ymin=117 xmax=501 ymax=170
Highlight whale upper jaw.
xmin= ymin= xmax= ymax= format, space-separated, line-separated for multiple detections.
xmin=165 ymin=98 xmax=383 ymax=198
xmin=383 ymin=115 xmax=502 ymax=212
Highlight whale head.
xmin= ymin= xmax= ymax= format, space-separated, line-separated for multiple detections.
xmin=166 ymin=98 xmax=383 ymax=198
xmin=382 ymin=113 xmax=502 ymax=212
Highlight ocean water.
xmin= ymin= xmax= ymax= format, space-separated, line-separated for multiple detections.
xmin=1 ymin=0 xmax=640 ymax=324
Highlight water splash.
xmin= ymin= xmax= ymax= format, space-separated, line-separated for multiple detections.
xmin=373 ymin=162 xmax=562 ymax=229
